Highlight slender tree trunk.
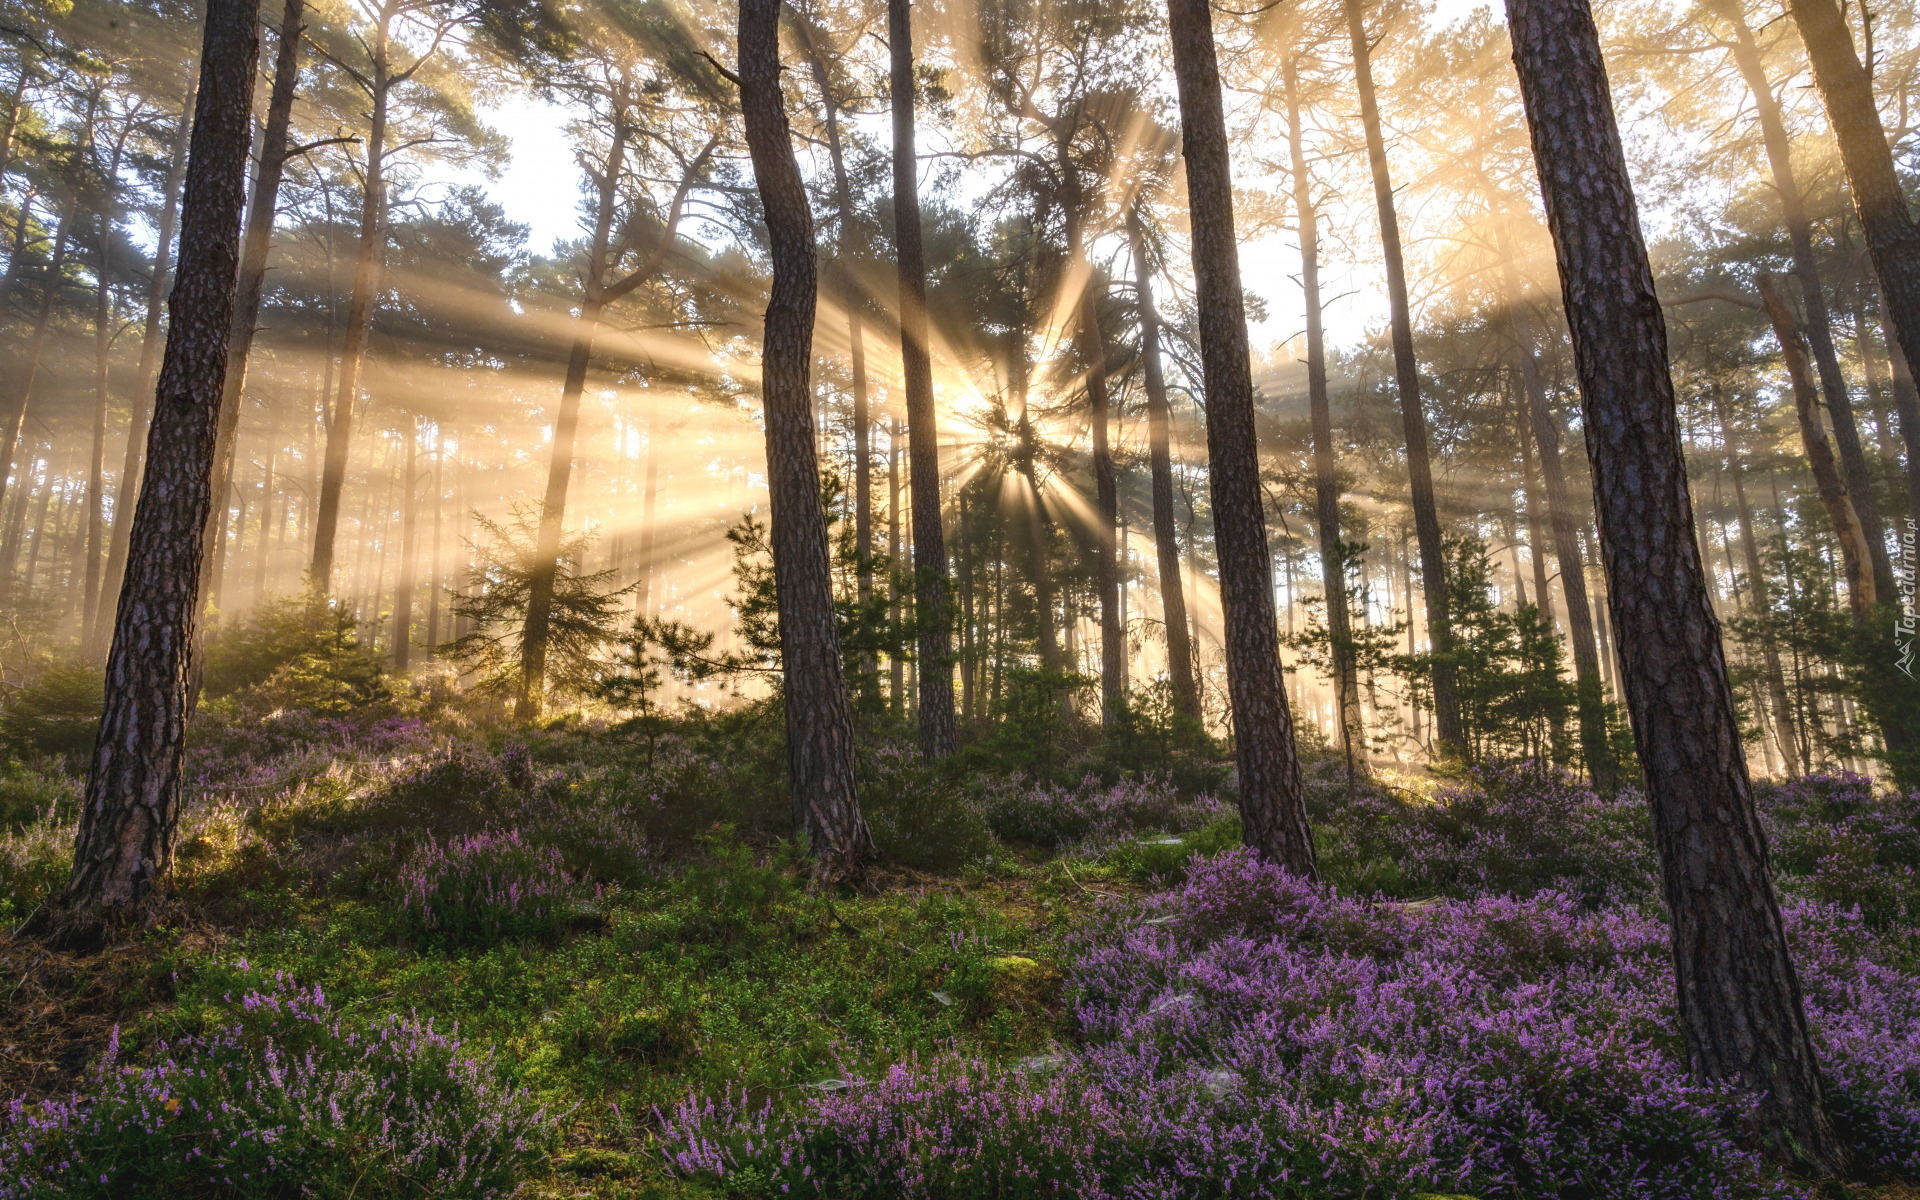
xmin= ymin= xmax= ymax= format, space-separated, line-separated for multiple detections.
xmin=1716 ymin=0 xmax=1889 ymax=595
xmin=425 ymin=424 xmax=442 ymax=647
xmin=889 ymin=413 xmax=903 ymax=712
xmin=1758 ymin=276 xmax=1875 ymax=619
xmin=199 ymin=0 xmax=304 ymax=625
xmin=392 ymin=414 xmax=417 ymax=668
xmin=1128 ymin=208 xmax=1197 ymax=720
xmin=741 ymin=0 xmax=870 ymax=879
xmin=253 ymin=434 xmax=274 ymax=603
xmin=309 ymin=29 xmax=392 ymax=590
xmin=888 ymin=0 xmax=955 ymax=758
xmin=639 ymin=411 xmax=659 ymax=615
xmin=1519 ymin=398 xmax=1554 ymax=624
xmin=1284 ymin=59 xmax=1360 ymax=757
xmin=1062 ymin=190 xmax=1123 ymax=724
xmin=83 ymin=159 xmax=124 ymax=650
xmin=1343 ymin=0 xmax=1462 ymax=755
xmin=1718 ymin=395 xmax=1802 ymax=775
xmin=0 ymin=186 xmax=81 ymax=524
xmin=50 ymin=0 xmax=260 ymax=943
xmin=1786 ymin=0 xmax=1920 ymax=476
xmin=21 ymin=449 xmax=55 ymax=588
xmin=1167 ymin=0 xmax=1317 ymax=877
xmin=1495 ymin=221 xmax=1613 ymax=788
xmin=1866 ymin=272 xmax=1920 ymax=529
xmin=1506 ymin=0 xmax=1841 ymax=1172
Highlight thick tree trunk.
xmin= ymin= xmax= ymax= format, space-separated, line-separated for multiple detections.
xmin=309 ymin=32 xmax=391 ymax=590
xmin=740 ymin=0 xmax=871 ymax=880
xmin=50 ymin=0 xmax=260 ymax=943
xmin=1495 ymin=222 xmax=1613 ymax=788
xmin=1284 ymin=60 xmax=1360 ymax=758
xmin=1166 ymin=0 xmax=1317 ymax=878
xmin=1717 ymin=0 xmax=1890 ymax=596
xmin=1506 ymin=0 xmax=1841 ymax=1172
xmin=393 ymin=415 xmax=418 ymax=668
xmin=1127 ymin=208 xmax=1197 ymax=720
xmin=1758 ymin=276 xmax=1876 ymax=619
xmin=1343 ymin=0 xmax=1462 ymax=755
xmin=889 ymin=0 xmax=956 ymax=759
xmin=198 ymin=0 xmax=304 ymax=624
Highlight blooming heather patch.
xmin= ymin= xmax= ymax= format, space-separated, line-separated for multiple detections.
xmin=662 ymin=848 xmax=1920 ymax=1199
xmin=396 ymin=828 xmax=600 ymax=947
xmin=1757 ymin=772 xmax=1920 ymax=931
xmin=980 ymin=773 xmax=1232 ymax=852
xmin=0 ymin=972 xmax=555 ymax=1200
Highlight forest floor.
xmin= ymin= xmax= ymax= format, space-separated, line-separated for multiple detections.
xmin=1 ymin=702 xmax=1918 ymax=1198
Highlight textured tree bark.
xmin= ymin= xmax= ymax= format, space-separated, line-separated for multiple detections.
xmin=1716 ymin=0 xmax=1889 ymax=597
xmin=1494 ymin=221 xmax=1612 ymax=789
xmin=1283 ymin=59 xmax=1360 ymax=759
xmin=1759 ymin=276 xmax=1876 ymax=619
xmin=1127 ymin=208 xmax=1198 ymax=721
xmin=1506 ymin=0 xmax=1841 ymax=1172
xmin=196 ymin=0 xmax=304 ymax=628
xmin=49 ymin=0 xmax=261 ymax=944
xmin=889 ymin=0 xmax=956 ymax=758
xmin=1343 ymin=0 xmax=1462 ymax=756
xmin=741 ymin=0 xmax=871 ymax=880
xmin=1166 ymin=0 xmax=1317 ymax=878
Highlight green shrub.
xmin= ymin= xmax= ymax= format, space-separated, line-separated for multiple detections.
xmin=0 ymin=660 xmax=102 ymax=762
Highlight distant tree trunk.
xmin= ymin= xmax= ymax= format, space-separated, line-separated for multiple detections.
xmin=1062 ymin=189 xmax=1123 ymax=724
xmin=1717 ymin=395 xmax=1802 ymax=775
xmin=1343 ymin=0 xmax=1462 ymax=756
xmin=0 ymin=189 xmax=36 ymax=319
xmin=1283 ymin=58 xmax=1360 ymax=759
xmin=1867 ymin=273 xmax=1920 ymax=531
xmin=49 ymin=0 xmax=261 ymax=944
xmin=1519 ymin=401 xmax=1554 ymax=624
xmin=889 ymin=0 xmax=956 ymax=759
xmin=0 ymin=185 xmax=81 ymax=527
xmin=253 ymin=435 xmax=275 ymax=603
xmin=518 ymin=98 xmax=629 ymax=719
xmin=889 ymin=413 xmax=903 ymax=712
xmin=1787 ymin=0 xmax=1920 ymax=503
xmin=1758 ymin=276 xmax=1876 ymax=620
xmin=83 ymin=125 xmax=129 ymax=651
xmin=425 ymin=424 xmax=442 ymax=646
xmin=1166 ymin=0 xmax=1317 ymax=878
xmin=1494 ymin=221 xmax=1613 ymax=789
xmin=740 ymin=0 xmax=871 ymax=880
xmin=198 ymin=0 xmax=304 ymax=623
xmin=639 ymin=412 xmax=659 ymax=615
xmin=1506 ymin=0 xmax=1842 ymax=1173
xmin=1127 ymin=208 xmax=1198 ymax=720
xmin=393 ymin=414 xmax=418 ymax=668
xmin=1717 ymin=0 xmax=1889 ymax=596
xmin=309 ymin=23 xmax=393 ymax=590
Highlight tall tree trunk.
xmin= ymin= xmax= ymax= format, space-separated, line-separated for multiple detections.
xmin=50 ymin=0 xmax=260 ymax=944
xmin=0 ymin=185 xmax=81 ymax=526
xmin=1718 ymin=394 xmax=1802 ymax=775
xmin=1166 ymin=0 xmax=1318 ymax=878
xmin=889 ymin=0 xmax=956 ymax=758
xmin=1063 ymin=189 xmax=1123 ymax=724
xmin=1519 ymin=398 xmax=1554 ymax=624
xmin=83 ymin=160 xmax=123 ymax=650
xmin=199 ymin=0 xmax=304 ymax=623
xmin=1506 ymin=0 xmax=1841 ymax=1172
xmin=1866 ymin=272 xmax=1920 ymax=528
xmin=101 ymin=71 xmax=197 ymax=617
xmin=1343 ymin=0 xmax=1462 ymax=755
xmin=1128 ymin=207 xmax=1197 ymax=720
xmin=309 ymin=28 xmax=392 ymax=590
xmin=889 ymin=413 xmax=903 ymax=712
xmin=639 ymin=411 xmax=659 ymax=615
xmin=1758 ymin=276 xmax=1876 ymax=619
xmin=1716 ymin=0 xmax=1890 ymax=596
xmin=393 ymin=414 xmax=417 ymax=668
xmin=518 ymin=100 xmax=629 ymax=719
xmin=253 ymin=434 xmax=275 ymax=603
xmin=741 ymin=0 xmax=870 ymax=879
xmin=1787 ymin=0 xmax=1920 ymax=480
xmin=1495 ymin=221 xmax=1613 ymax=788
xmin=425 ymin=423 xmax=442 ymax=646
xmin=1284 ymin=58 xmax=1360 ymax=758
